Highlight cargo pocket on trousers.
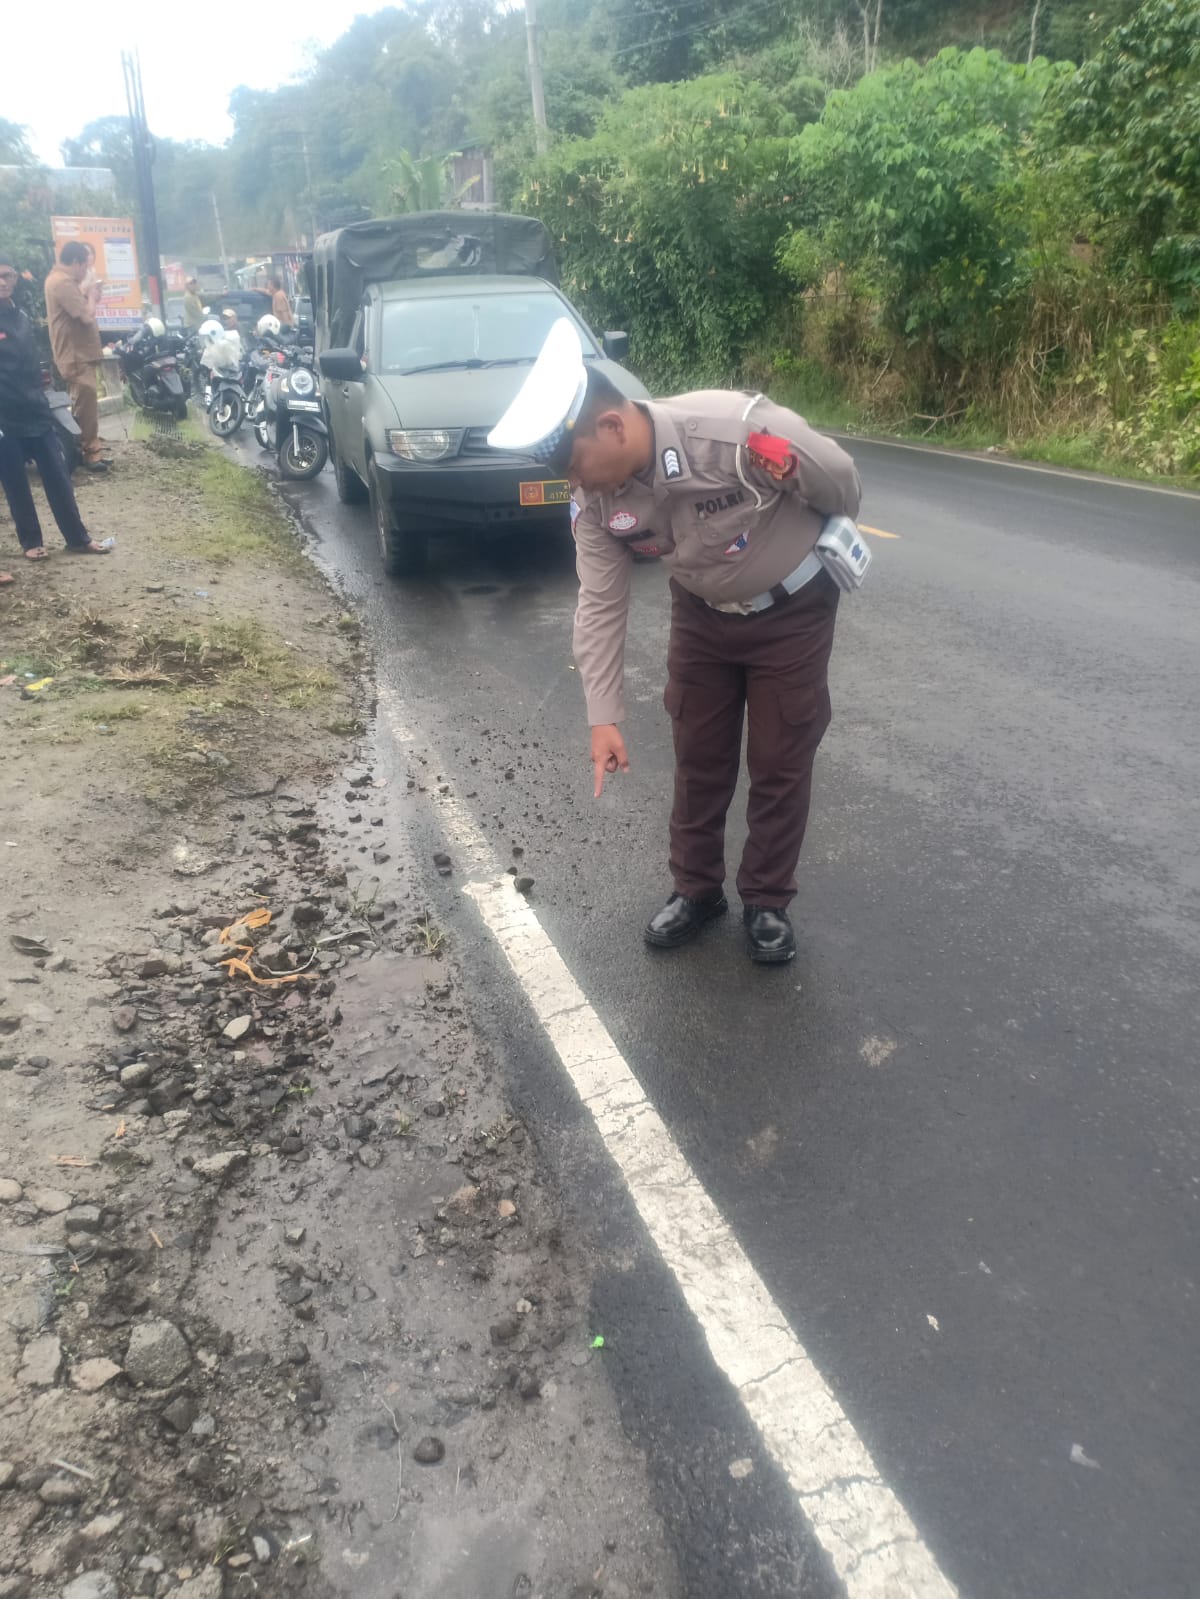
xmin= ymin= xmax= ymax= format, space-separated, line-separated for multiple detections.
xmin=663 ymin=679 xmax=685 ymax=719
xmin=777 ymin=683 xmax=832 ymax=746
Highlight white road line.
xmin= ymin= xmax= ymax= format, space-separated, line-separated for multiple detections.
xmin=379 ymin=691 xmax=958 ymax=1597
xmin=831 ymin=430 xmax=1200 ymax=501
xmin=464 ymin=877 xmax=958 ymax=1599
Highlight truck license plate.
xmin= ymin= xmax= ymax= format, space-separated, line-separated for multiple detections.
xmin=519 ymin=479 xmax=571 ymax=506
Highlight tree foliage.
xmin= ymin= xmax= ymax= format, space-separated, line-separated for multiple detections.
xmin=520 ymin=75 xmax=800 ymax=384
xmin=1048 ymin=0 xmax=1200 ymax=295
xmin=794 ymin=48 xmax=1066 ymax=361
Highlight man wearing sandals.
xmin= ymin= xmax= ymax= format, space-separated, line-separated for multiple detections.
xmin=0 ymin=253 xmax=111 ymax=562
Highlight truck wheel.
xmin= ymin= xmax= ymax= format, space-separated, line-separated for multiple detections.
xmin=331 ymin=432 xmax=367 ymax=504
xmin=370 ymin=464 xmax=427 ymax=577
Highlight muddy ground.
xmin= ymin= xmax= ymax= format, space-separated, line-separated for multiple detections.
xmin=0 ymin=421 xmax=682 ymax=1599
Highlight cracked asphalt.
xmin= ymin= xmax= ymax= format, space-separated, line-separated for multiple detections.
xmin=267 ymin=433 xmax=1199 ymax=1599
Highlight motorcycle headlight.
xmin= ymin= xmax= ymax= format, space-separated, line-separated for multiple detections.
xmin=387 ymin=428 xmax=463 ymax=462
xmin=289 ymin=367 xmax=315 ymax=396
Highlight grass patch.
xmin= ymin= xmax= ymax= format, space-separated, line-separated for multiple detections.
xmin=768 ymin=374 xmax=1200 ymax=491
xmin=194 ymin=452 xmax=309 ymax=570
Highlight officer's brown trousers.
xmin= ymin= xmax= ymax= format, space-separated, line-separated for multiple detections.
xmin=664 ymin=574 xmax=838 ymax=908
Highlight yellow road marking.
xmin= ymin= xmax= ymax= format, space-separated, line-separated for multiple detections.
xmin=859 ymin=523 xmax=901 ymax=539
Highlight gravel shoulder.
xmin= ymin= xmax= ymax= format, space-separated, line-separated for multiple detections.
xmin=0 ymin=426 xmax=681 ymax=1599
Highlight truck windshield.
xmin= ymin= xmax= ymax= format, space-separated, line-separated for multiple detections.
xmin=379 ymin=293 xmax=597 ymax=375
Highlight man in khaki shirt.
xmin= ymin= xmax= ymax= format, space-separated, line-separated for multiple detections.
xmin=490 ymin=319 xmax=862 ymax=964
xmin=44 ymin=242 xmax=109 ymax=471
xmin=269 ymin=278 xmax=294 ymax=328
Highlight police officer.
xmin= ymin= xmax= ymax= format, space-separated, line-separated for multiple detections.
xmin=490 ymin=320 xmax=862 ymax=964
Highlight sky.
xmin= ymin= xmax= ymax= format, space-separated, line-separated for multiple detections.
xmin=0 ymin=0 xmax=384 ymax=165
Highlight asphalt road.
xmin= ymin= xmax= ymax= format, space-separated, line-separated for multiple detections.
xmin=277 ymin=435 xmax=1200 ymax=1599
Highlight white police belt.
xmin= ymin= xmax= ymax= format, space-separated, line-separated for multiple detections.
xmin=705 ymin=549 xmax=824 ymax=615
xmin=704 ymin=517 xmax=871 ymax=614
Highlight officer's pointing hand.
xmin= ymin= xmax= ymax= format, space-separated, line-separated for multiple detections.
xmin=591 ymin=725 xmax=630 ymax=798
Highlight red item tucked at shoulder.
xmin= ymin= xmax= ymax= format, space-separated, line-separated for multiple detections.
xmin=746 ymin=431 xmax=796 ymax=480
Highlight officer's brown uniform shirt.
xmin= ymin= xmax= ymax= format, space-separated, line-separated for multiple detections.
xmin=573 ymin=391 xmax=862 ymax=726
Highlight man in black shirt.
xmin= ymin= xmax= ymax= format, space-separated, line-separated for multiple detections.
xmin=0 ymin=252 xmax=110 ymax=562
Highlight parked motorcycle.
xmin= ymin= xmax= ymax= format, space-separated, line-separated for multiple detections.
xmin=39 ymin=365 xmax=81 ymax=473
xmin=115 ymin=319 xmax=189 ymax=420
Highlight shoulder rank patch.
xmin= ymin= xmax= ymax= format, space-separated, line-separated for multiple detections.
xmin=661 ymin=447 xmax=682 ymax=480
xmin=746 ymin=431 xmax=796 ymax=481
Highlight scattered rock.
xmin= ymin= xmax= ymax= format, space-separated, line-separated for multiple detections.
xmin=65 ymin=1205 xmax=104 ymax=1233
xmin=124 ymin=1320 xmax=191 ymax=1387
xmin=343 ymin=1114 xmax=373 ymax=1141
xmin=0 ymin=1462 xmax=15 ymax=1489
xmin=0 ymin=1177 xmax=23 ymax=1202
xmin=81 ymin=1513 xmax=124 ymax=1539
xmin=192 ymin=1150 xmax=248 ymax=1181
xmin=162 ymin=1395 xmax=199 ymax=1434
xmin=283 ymin=1225 xmax=306 ymax=1246
xmin=292 ymin=902 xmax=325 ymax=927
xmin=490 ymin=1316 xmax=520 ymax=1345
xmin=175 ymin=1571 xmax=223 ymax=1599
xmin=28 ymin=1187 xmax=71 ymax=1216
xmin=111 ymin=1006 xmax=138 ymax=1033
xmin=517 ymin=1370 xmax=542 ymax=1400
xmin=514 ymin=876 xmax=535 ymax=896
xmin=119 ymin=1060 xmax=156 ymax=1088
xmin=39 ymin=1474 xmax=87 ymax=1506
xmin=497 ymin=1199 xmax=517 ymax=1219
xmin=138 ymin=957 xmax=169 ymax=979
xmin=413 ymin=1436 xmax=445 ymax=1465
xmin=222 ymin=1015 xmax=252 ymax=1043
xmin=72 ymin=1358 xmax=122 ymax=1393
xmin=62 ymin=1574 xmax=118 ymax=1599
xmin=19 ymin=1334 xmax=62 ymax=1387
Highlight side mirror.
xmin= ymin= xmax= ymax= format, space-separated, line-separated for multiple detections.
xmin=602 ymin=331 xmax=629 ymax=362
xmin=319 ymin=347 xmax=364 ymax=382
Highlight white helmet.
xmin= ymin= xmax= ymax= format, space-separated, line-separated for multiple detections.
xmin=198 ymin=318 xmax=222 ymax=342
xmin=144 ymin=316 xmax=165 ymax=337
xmin=256 ymin=313 xmax=282 ymax=337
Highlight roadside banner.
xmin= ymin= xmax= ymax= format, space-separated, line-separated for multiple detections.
xmin=50 ymin=215 xmax=143 ymax=330
xmin=162 ymin=260 xmax=188 ymax=293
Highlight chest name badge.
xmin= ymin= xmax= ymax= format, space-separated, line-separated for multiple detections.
xmin=608 ymin=510 xmax=639 ymax=533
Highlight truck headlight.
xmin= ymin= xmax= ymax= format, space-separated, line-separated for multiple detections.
xmin=387 ymin=428 xmax=463 ymax=462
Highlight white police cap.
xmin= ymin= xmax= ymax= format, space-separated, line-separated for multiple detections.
xmin=488 ymin=316 xmax=587 ymax=465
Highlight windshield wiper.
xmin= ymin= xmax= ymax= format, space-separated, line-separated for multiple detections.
xmin=399 ymin=358 xmax=487 ymax=375
xmin=399 ymin=355 xmax=542 ymax=375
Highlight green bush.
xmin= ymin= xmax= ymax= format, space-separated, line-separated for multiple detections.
xmin=519 ymin=74 xmax=801 ymax=386
xmin=794 ymin=47 xmax=1067 ymax=376
xmin=1048 ymin=0 xmax=1200 ymax=299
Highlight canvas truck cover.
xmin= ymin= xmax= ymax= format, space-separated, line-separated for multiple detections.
xmin=311 ymin=212 xmax=558 ymax=348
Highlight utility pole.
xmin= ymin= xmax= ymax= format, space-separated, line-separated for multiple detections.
xmin=121 ymin=50 xmax=165 ymax=320
xmin=210 ymin=192 xmax=230 ymax=289
xmin=525 ymin=0 xmax=549 ymax=156
xmin=301 ymin=133 xmax=319 ymax=247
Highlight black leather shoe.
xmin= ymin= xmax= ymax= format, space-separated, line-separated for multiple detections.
xmin=743 ymin=906 xmax=796 ymax=964
xmin=644 ymin=891 xmax=727 ymax=949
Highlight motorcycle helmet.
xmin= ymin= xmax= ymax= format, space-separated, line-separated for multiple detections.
xmin=198 ymin=318 xmax=222 ymax=342
xmin=144 ymin=316 xmax=166 ymax=337
xmin=256 ymin=313 xmax=282 ymax=337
